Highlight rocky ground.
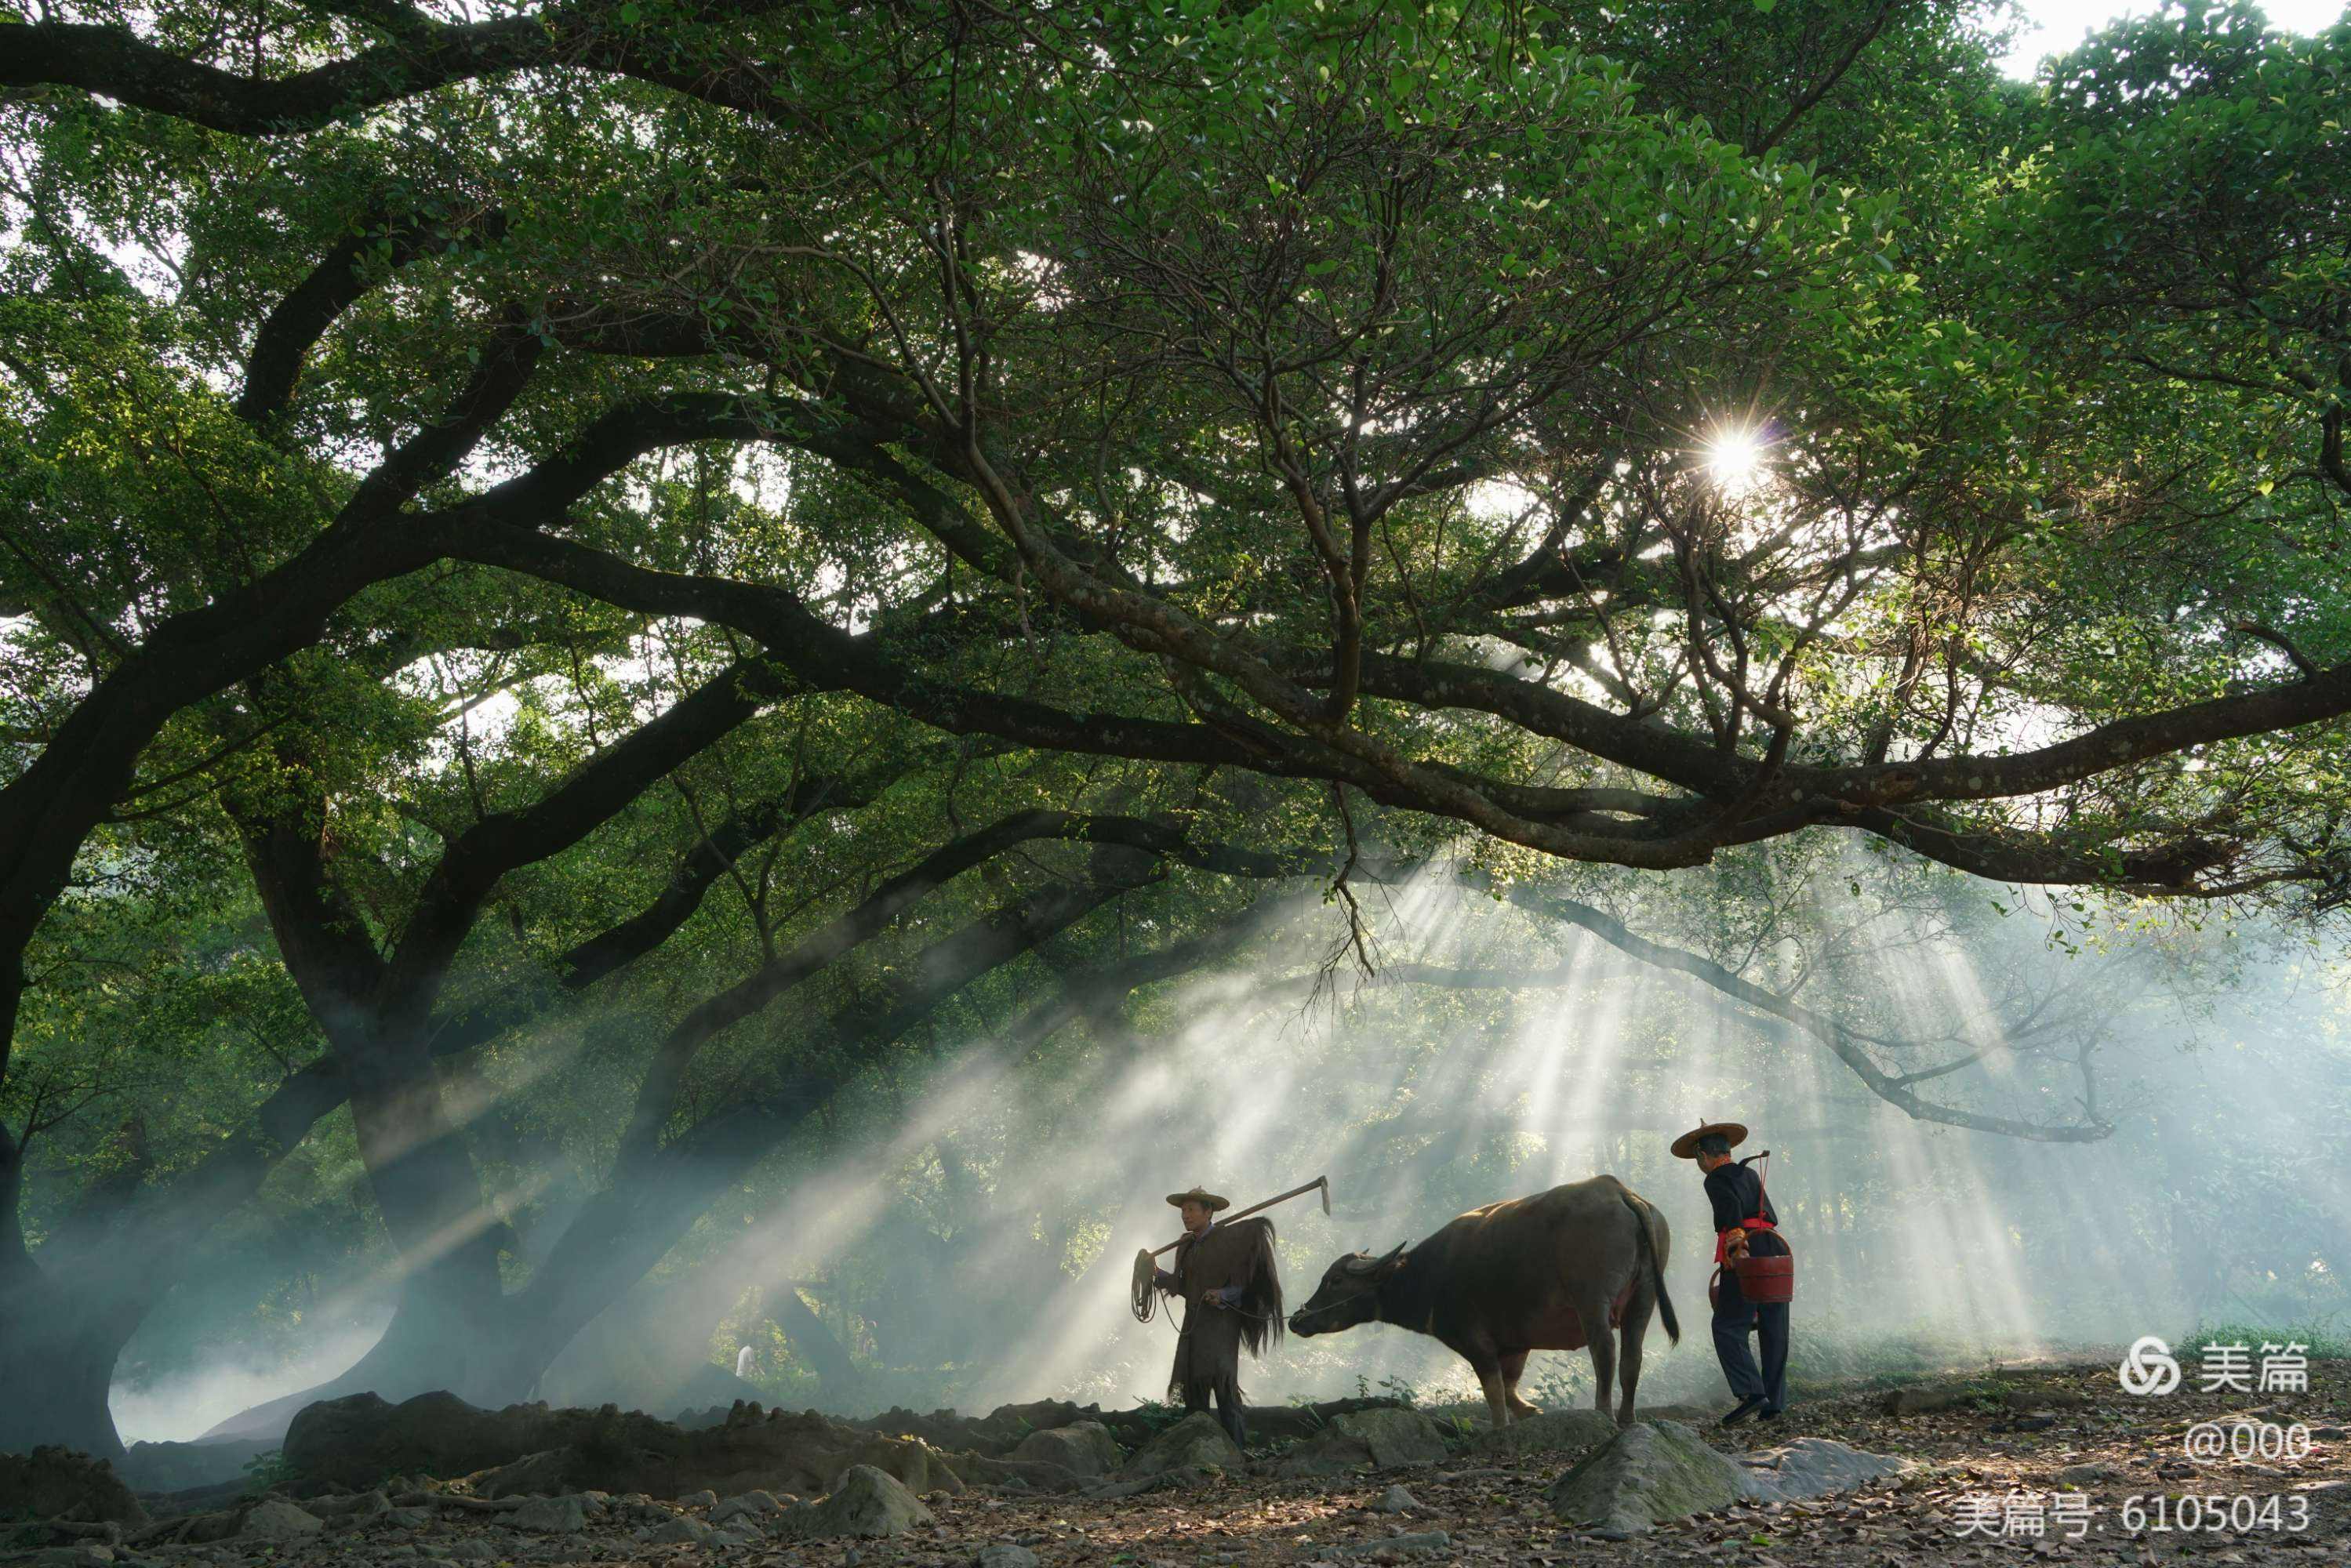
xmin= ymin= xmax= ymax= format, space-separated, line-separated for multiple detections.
xmin=6 ymin=1358 xmax=2347 ymax=1568
xmin=964 ymin=1359 xmax=2351 ymax=1566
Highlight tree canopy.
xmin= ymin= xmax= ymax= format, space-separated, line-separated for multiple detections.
xmin=2 ymin=0 xmax=2348 ymax=1458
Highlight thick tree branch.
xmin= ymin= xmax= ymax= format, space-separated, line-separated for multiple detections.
xmin=2 ymin=5 xmax=812 ymax=137
xmin=235 ymin=207 xmax=505 ymax=426
xmin=1750 ymin=0 xmax=1906 ymax=157
xmin=613 ymin=810 xmax=1288 ymax=1162
xmin=383 ymin=656 xmax=799 ymax=1003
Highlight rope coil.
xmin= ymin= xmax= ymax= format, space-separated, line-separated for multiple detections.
xmin=1130 ymin=1247 xmax=1161 ymax=1324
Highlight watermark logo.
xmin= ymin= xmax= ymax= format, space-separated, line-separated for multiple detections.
xmin=2198 ymin=1340 xmax=2308 ymax=1395
xmin=2118 ymin=1334 xmax=2181 ymax=1396
xmin=2182 ymin=1420 xmax=2311 ymax=1465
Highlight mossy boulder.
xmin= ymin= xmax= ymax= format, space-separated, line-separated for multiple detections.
xmin=1271 ymin=1409 xmax=1452 ymax=1476
xmin=769 ymin=1465 xmax=932 ymax=1539
xmin=1009 ymin=1421 xmax=1124 ymax=1479
xmin=1546 ymin=1421 xmax=1761 ymax=1536
xmin=1118 ymin=1414 xmax=1244 ymax=1482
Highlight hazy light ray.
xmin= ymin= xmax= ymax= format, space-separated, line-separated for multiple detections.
xmin=1533 ymin=946 xmax=1637 ymax=1182
xmin=1501 ymin=931 xmax=1599 ymax=1155
xmin=224 ymin=854 xmax=2351 ymax=1422
xmin=1859 ymin=931 xmax=2040 ymax=1350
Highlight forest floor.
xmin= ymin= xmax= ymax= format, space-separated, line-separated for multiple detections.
xmin=78 ymin=1357 xmax=2351 ymax=1568
xmin=954 ymin=1357 xmax=2351 ymax=1567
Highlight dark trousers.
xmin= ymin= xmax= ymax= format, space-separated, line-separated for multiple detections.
xmin=1182 ymin=1375 xmax=1248 ymax=1446
xmin=1712 ymin=1269 xmax=1790 ymax=1410
xmin=1175 ymin=1308 xmax=1249 ymax=1448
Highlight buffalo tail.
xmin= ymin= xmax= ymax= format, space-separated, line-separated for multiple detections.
xmin=1622 ymin=1189 xmax=1680 ymax=1344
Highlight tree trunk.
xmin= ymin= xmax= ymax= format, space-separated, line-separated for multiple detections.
xmin=0 ymin=1267 xmax=133 ymax=1461
xmin=197 ymin=1259 xmax=522 ymax=1442
xmin=205 ymin=1080 xmax=833 ymax=1439
xmin=196 ymin=1036 xmax=518 ymax=1440
xmin=0 ymin=1059 xmax=355 ymax=1457
xmin=772 ymin=1286 xmax=859 ymax=1396
xmin=479 ymin=1083 xmax=836 ymax=1399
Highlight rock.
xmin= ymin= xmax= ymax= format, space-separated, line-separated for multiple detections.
xmin=0 ymin=1446 xmax=149 ymax=1526
xmin=1878 ymin=1384 xmax=1971 ymax=1416
xmin=769 ymin=1465 xmax=933 ymax=1540
xmin=443 ymin=1541 xmax=499 ymax=1561
xmin=2007 ymin=1413 xmax=2059 ymax=1432
xmin=1117 ymin=1413 xmax=1245 ymax=1483
xmin=1273 ymin=1409 xmax=1450 ymax=1477
xmin=1738 ymin=1437 xmax=1913 ymax=1499
xmin=1547 ymin=1421 xmax=1761 ymax=1535
xmin=2009 ymin=1388 xmax=2088 ymax=1410
xmin=1465 ymin=1409 xmax=1619 ymax=1457
xmin=234 ymin=1500 xmax=325 ymax=1544
xmin=1269 ymin=1431 xmax=1368 ymax=1479
xmin=10 ymin=1521 xmax=122 ymax=1550
xmin=646 ymin=1516 xmax=713 ymax=1544
xmin=1336 ymin=1409 xmax=1452 ymax=1468
xmin=662 ymin=1363 xmax=768 ymax=1422
xmin=505 ymin=1496 xmax=589 ymax=1534
xmin=285 ymin=1391 xmax=963 ymax=1501
xmin=114 ymin=1438 xmax=278 ymax=1496
xmin=1008 ymin=1421 xmax=1124 ymax=1479
xmin=824 ymin=1435 xmax=966 ymax=1496
xmin=1241 ymin=1400 xmax=1411 ymax=1446
xmin=678 ymin=1489 xmax=718 ymax=1508
xmin=1332 ymin=1530 xmax=1448 ymax=1556
xmin=473 ymin=1449 xmax=574 ymax=1500
xmin=979 ymin=1400 xmax=1090 ymax=1442
xmin=169 ymin=1507 xmax=245 ymax=1544
xmin=306 ymin=1489 xmax=392 ymax=1521
xmin=1373 ymin=1484 xmax=1419 ymax=1514
xmin=975 ymin=1545 xmax=1040 ymax=1568
xmin=939 ymin=1450 xmax=1089 ymax=1494
xmin=14 ymin=1548 xmax=114 ymax=1568
xmin=709 ymin=1489 xmax=786 ymax=1523
xmin=1630 ymin=1403 xmax=1714 ymax=1423
xmin=286 ymin=1392 xmax=672 ymax=1491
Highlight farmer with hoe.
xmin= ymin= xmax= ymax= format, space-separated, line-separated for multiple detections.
xmin=1153 ymin=1185 xmax=1285 ymax=1446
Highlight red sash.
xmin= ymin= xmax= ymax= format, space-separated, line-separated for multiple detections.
xmin=1714 ymin=1215 xmax=1776 ymax=1265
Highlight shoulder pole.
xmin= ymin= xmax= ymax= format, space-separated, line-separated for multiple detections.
xmin=1145 ymin=1174 xmax=1331 ymax=1260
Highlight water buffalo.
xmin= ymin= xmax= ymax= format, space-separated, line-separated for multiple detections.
xmin=1288 ymin=1174 xmax=1678 ymax=1428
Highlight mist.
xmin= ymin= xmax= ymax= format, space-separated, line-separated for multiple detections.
xmin=111 ymin=1319 xmax=391 ymax=1446
xmin=115 ymin=847 xmax=2347 ymax=1438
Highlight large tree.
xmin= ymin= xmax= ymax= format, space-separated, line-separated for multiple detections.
xmin=4 ymin=0 xmax=2347 ymax=1455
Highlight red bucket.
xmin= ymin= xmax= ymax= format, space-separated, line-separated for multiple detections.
xmin=1731 ymin=1251 xmax=1795 ymax=1304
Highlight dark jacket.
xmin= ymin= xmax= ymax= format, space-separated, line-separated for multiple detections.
xmin=1704 ymin=1161 xmax=1788 ymax=1261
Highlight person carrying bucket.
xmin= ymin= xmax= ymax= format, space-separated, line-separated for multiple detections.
xmin=1671 ymin=1119 xmax=1792 ymax=1425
